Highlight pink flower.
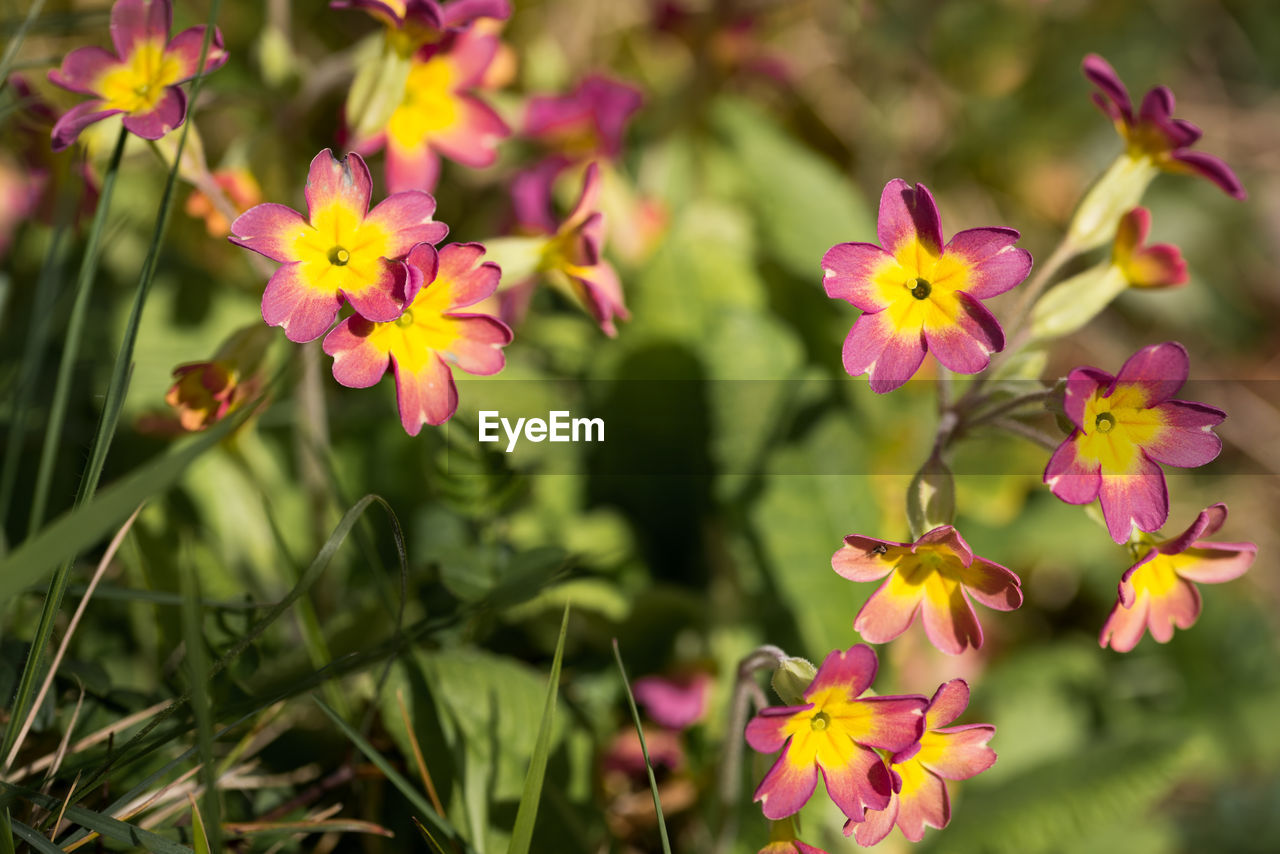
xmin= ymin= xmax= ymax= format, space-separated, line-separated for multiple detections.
xmin=323 ymin=242 xmax=511 ymax=434
xmin=1112 ymin=207 xmax=1187 ymax=289
xmin=332 ymin=0 xmax=510 ymax=45
xmin=229 ymin=149 xmax=448 ymax=342
xmin=47 ymin=0 xmax=227 ymax=151
xmin=1044 ymin=342 xmax=1225 ymax=544
xmin=833 ymin=526 xmax=1022 ymax=655
xmin=823 ymin=180 xmax=1032 ymax=393
xmin=1083 ymin=54 xmax=1244 ymax=200
xmin=847 ymin=679 xmax=997 ymax=845
xmin=632 ymin=672 xmax=711 ymax=731
xmin=745 ymin=645 xmax=926 ymax=822
xmin=1100 ymin=504 xmax=1255 ymax=652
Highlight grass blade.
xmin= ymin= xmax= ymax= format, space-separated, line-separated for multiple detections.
xmin=0 ymin=783 xmax=192 ymax=853
xmin=612 ymin=638 xmax=673 ymax=854
xmin=7 ymin=820 xmax=61 ymax=854
xmin=314 ymin=697 xmax=475 ymax=854
xmin=179 ymin=544 xmax=221 ymax=853
xmin=187 ymin=795 xmax=211 ymax=854
xmin=508 ymin=605 xmax=571 ymax=854
xmin=0 ymin=0 xmax=46 ymax=86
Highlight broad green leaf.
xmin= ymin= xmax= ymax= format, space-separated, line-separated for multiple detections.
xmin=508 ymin=605 xmax=571 ymax=854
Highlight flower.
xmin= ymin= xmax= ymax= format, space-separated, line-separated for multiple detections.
xmin=745 ymin=645 xmax=926 ymax=822
xmin=1083 ymin=54 xmax=1244 ymax=200
xmin=760 ymin=817 xmax=829 ymax=854
xmin=140 ymin=325 xmax=273 ymax=436
xmin=333 ymin=0 xmax=510 ymax=49
xmin=633 ymin=672 xmax=711 ymax=731
xmin=47 ymin=0 xmax=227 ymax=151
xmin=185 ymin=167 xmax=262 ymax=237
xmin=229 ymin=149 xmax=448 ymax=342
xmin=1100 ymin=504 xmax=1255 ymax=652
xmin=822 ymin=180 xmax=1032 ymax=393
xmin=832 ymin=526 xmax=1023 ymax=655
xmin=513 ymin=74 xmax=644 ymax=231
xmin=323 ymin=242 xmax=511 ymax=434
xmin=1044 ymin=341 xmax=1226 ymax=544
xmin=847 ymin=679 xmax=997 ymax=846
xmin=354 ymin=25 xmax=510 ymax=193
xmin=1112 ymin=207 xmax=1187 ymax=289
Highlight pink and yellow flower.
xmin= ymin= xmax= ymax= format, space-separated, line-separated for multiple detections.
xmin=323 ymin=242 xmax=511 ymax=435
xmin=1112 ymin=207 xmax=1187 ymax=289
xmin=1044 ymin=341 xmax=1225 ymax=544
xmin=745 ymin=645 xmax=926 ymax=822
xmin=1100 ymin=504 xmax=1255 ymax=652
xmin=333 ymin=0 xmax=510 ymax=49
xmin=823 ymin=180 xmax=1032 ymax=393
xmin=832 ymin=526 xmax=1023 ymax=655
xmin=47 ymin=0 xmax=227 ymax=151
xmin=229 ymin=149 xmax=448 ymax=342
xmin=354 ymin=26 xmax=510 ymax=193
xmin=847 ymin=679 xmax=997 ymax=846
xmin=1084 ymin=54 xmax=1244 ymax=200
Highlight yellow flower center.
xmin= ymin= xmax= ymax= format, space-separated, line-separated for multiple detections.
xmin=366 ymin=276 xmax=462 ymax=374
xmin=1127 ymin=551 xmax=1181 ymax=599
xmin=328 ymin=246 xmax=351 ymax=266
xmin=291 ymin=202 xmax=392 ymax=297
xmin=810 ymin=711 xmax=830 ymax=731
xmin=95 ymin=40 xmax=184 ymax=114
xmin=910 ymin=277 xmax=932 ymax=300
xmin=387 ymin=57 xmax=461 ymax=150
xmin=1076 ymin=384 xmax=1164 ymax=474
xmin=868 ymin=237 xmax=975 ymax=335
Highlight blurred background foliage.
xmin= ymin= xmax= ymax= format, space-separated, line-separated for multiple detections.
xmin=1 ymin=0 xmax=1277 ymax=851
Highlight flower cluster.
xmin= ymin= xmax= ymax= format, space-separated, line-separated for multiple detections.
xmin=746 ymin=646 xmax=997 ymax=846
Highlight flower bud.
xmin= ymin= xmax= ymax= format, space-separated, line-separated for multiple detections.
xmin=770 ymin=656 xmax=816 ymax=705
xmin=1067 ymin=154 xmax=1159 ymax=252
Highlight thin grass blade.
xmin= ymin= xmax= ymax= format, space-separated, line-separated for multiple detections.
xmin=7 ymin=820 xmax=60 ymax=854
xmin=187 ymin=795 xmax=211 ymax=854
xmin=612 ymin=638 xmax=673 ymax=854
xmin=0 ymin=0 xmax=46 ymax=85
xmin=0 ymin=783 xmax=192 ymax=853
xmin=180 ymin=546 xmax=221 ymax=853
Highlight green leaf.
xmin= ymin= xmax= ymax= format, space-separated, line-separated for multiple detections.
xmin=906 ymin=452 xmax=956 ymax=539
xmin=612 ymin=639 xmax=672 ymax=854
xmin=8 ymin=820 xmax=61 ymax=854
xmin=315 ymin=698 xmax=475 ymax=854
xmin=188 ymin=797 xmax=212 ymax=854
xmin=508 ymin=605 xmax=570 ymax=854
xmin=713 ymin=97 xmax=873 ymax=278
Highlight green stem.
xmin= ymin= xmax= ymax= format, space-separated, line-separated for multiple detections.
xmin=26 ymin=126 xmax=127 ymax=538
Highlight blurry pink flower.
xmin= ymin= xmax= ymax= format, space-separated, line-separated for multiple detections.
xmin=833 ymin=526 xmax=1022 ymax=655
xmin=185 ymin=167 xmax=262 ymax=237
xmin=823 ymin=180 xmax=1032 ymax=393
xmin=333 ymin=0 xmax=510 ymax=47
xmin=48 ymin=0 xmax=227 ymax=151
xmin=1083 ymin=54 xmax=1244 ymax=200
xmin=1112 ymin=207 xmax=1187 ymax=289
xmin=1100 ymin=504 xmax=1255 ymax=652
xmin=632 ymin=672 xmax=711 ymax=731
xmin=602 ymin=725 xmax=684 ymax=778
xmin=323 ymin=243 xmax=511 ymax=434
xmin=745 ymin=645 xmax=926 ymax=822
xmin=847 ymin=679 xmax=997 ymax=845
xmin=229 ymin=149 xmax=448 ymax=342
xmin=1044 ymin=342 xmax=1225 ymax=544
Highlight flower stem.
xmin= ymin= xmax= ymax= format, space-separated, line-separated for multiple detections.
xmin=715 ymin=645 xmax=787 ymax=854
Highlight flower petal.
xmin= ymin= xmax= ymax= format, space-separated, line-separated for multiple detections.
xmin=924 ymin=679 xmax=970 ymax=730
xmin=877 ymin=179 xmax=943 ymax=257
xmin=1098 ymin=454 xmax=1168 ymax=543
xmin=1175 ymin=542 xmax=1256 ymax=585
xmin=432 ymin=96 xmax=510 ymax=168
xmin=341 ymin=258 xmax=420 ymax=323
xmin=894 ymin=764 xmax=949 ymax=841
xmin=365 ymin=190 xmax=449 ymax=257
xmin=922 ymin=291 xmax=1004 ymax=375
xmin=915 ymin=525 xmax=974 ymax=563
xmin=1166 ymin=150 xmax=1246 ymax=200
xmin=920 ymin=724 xmax=997 ymax=780
xmin=855 ymin=695 xmax=929 ymax=752
xmin=165 ymin=25 xmax=229 ymax=80
xmin=50 ymin=101 xmax=121 ymax=152
xmin=229 ymin=202 xmax=310 ymax=263
xmin=391 ymin=350 xmax=458 ymax=435
xmin=322 ymin=316 xmax=389 ymax=388
xmin=49 ymin=46 xmax=119 ymax=96
xmin=822 ymin=743 xmax=895 ymax=822
xmin=436 ymin=242 xmax=501 ymax=307
xmin=305 ymin=149 xmax=372 ymax=220
xmin=1126 ymin=243 xmax=1188 ymax=288
xmin=941 ymin=227 xmax=1032 ymax=299
xmin=841 ymin=310 xmax=927 ymax=394
xmin=1099 ymin=592 xmax=1152 ymax=652
xmin=120 ymin=85 xmax=186 ymax=139
xmin=262 ymin=262 xmax=342 ymax=343
xmin=632 ymin=673 xmax=709 ymax=731
xmin=854 ymin=573 xmax=923 ymax=645
xmin=1112 ymin=341 xmax=1188 ymax=407
xmin=832 ymin=536 xmax=900 ymax=583
xmin=1146 ymin=578 xmax=1201 ymax=643
xmin=111 ymin=0 xmax=171 ymax=60
xmin=957 ymin=558 xmax=1022 ymax=611
xmin=920 ymin=583 xmax=983 ymax=654
xmin=440 ymin=314 xmax=512 ymax=375
xmin=1143 ymin=400 xmax=1224 ymax=468
xmin=745 ymin=705 xmax=811 ymax=754
xmin=511 ymin=157 xmax=566 ymax=233
xmin=822 ymin=242 xmax=897 ymax=313
xmin=1044 ymin=433 xmax=1102 ymax=505
xmin=1082 ymin=54 xmax=1133 ymax=124
xmin=386 ymin=137 xmax=443 ymax=194
xmin=849 ymin=794 xmax=898 ymax=847
xmin=439 ymin=0 xmax=512 ymax=28
xmin=807 ymin=645 xmax=878 ymax=701
xmin=1158 ymin=503 xmax=1228 ymax=553
xmin=753 ymin=739 xmax=820 ymax=820
xmin=1063 ymin=367 xmax=1113 ymax=431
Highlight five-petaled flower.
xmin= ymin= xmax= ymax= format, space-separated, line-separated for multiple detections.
xmin=847 ymin=679 xmax=997 ymax=846
xmin=1044 ymin=341 xmax=1225 ymax=544
xmin=48 ymin=0 xmax=227 ymax=151
xmin=229 ymin=149 xmax=448 ymax=342
xmin=833 ymin=526 xmax=1023 ymax=655
xmin=823 ymin=180 xmax=1032 ymax=393
xmin=1112 ymin=207 xmax=1187 ymax=289
xmin=1100 ymin=504 xmax=1255 ymax=652
xmin=745 ymin=645 xmax=926 ymax=822
xmin=1084 ymin=54 xmax=1245 ymax=200
xmin=323 ymin=242 xmax=512 ymax=435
